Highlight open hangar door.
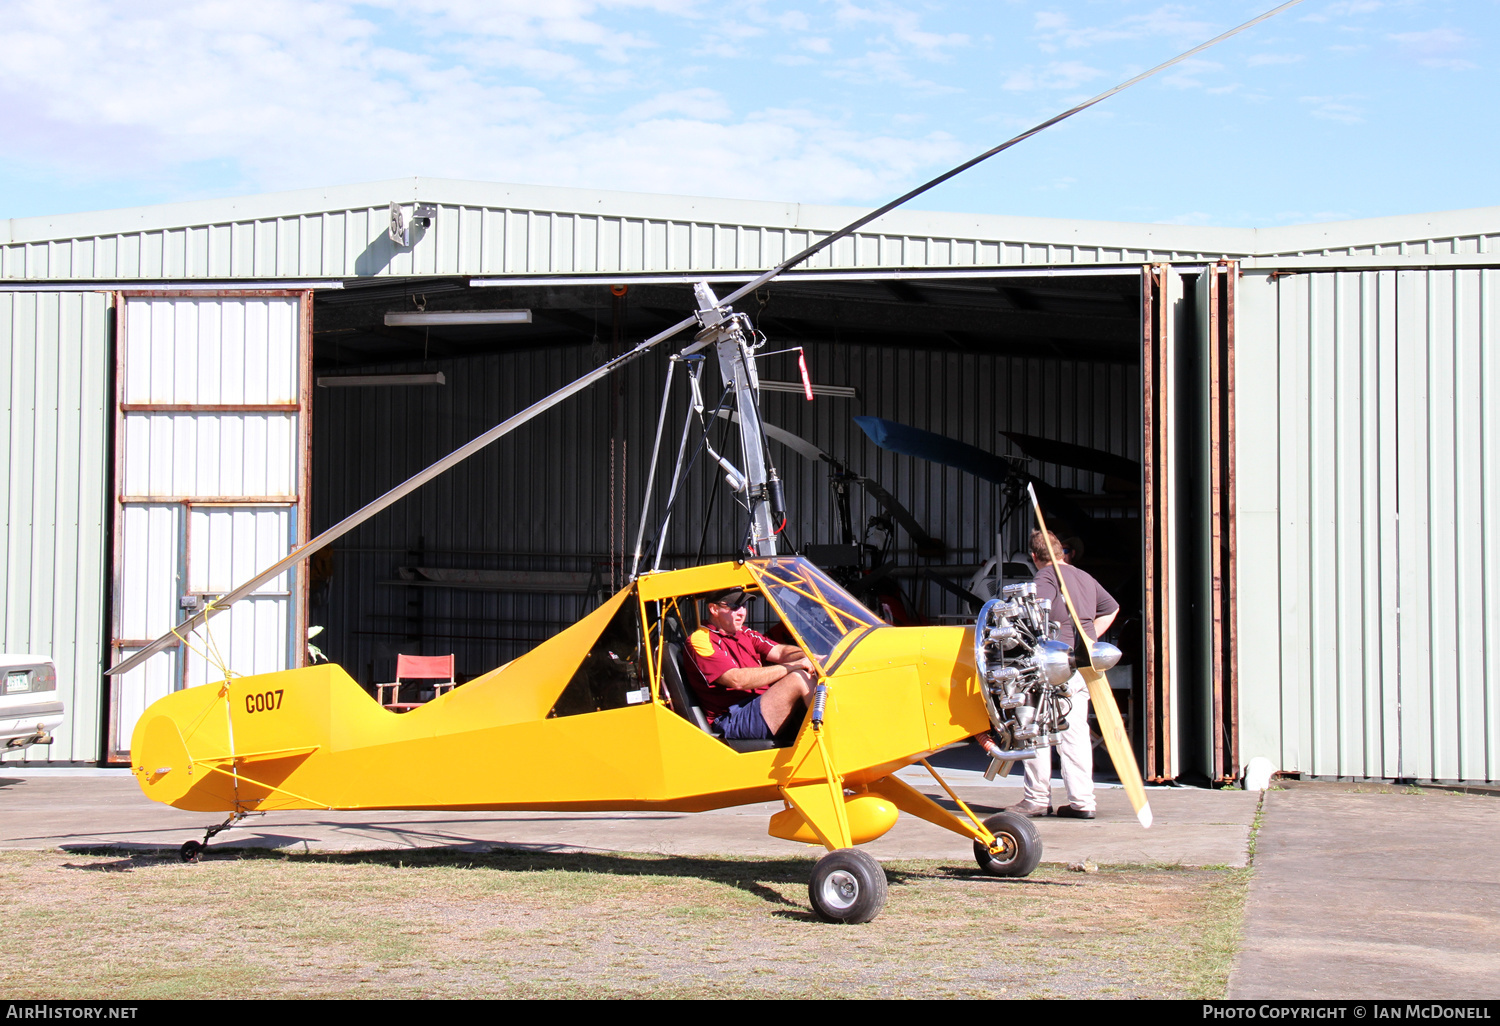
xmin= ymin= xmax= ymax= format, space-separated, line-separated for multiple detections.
xmin=306 ymin=270 xmax=1216 ymax=778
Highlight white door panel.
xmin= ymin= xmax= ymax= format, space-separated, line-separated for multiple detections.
xmin=110 ymin=294 xmax=308 ymax=761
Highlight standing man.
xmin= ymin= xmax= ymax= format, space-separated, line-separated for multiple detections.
xmin=683 ymin=588 xmax=814 ymax=742
xmin=1011 ymin=529 xmax=1119 ymax=820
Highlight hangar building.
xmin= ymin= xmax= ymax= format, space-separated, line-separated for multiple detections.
xmin=3 ymin=178 xmax=1496 ymax=785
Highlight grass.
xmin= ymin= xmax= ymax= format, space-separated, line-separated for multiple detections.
xmin=0 ymin=846 xmax=1249 ymax=1000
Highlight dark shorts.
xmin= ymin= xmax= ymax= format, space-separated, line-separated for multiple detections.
xmin=715 ymin=695 xmax=773 ymax=741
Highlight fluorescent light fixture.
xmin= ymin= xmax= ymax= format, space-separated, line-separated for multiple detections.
xmin=384 ymin=310 xmax=531 ymax=326
xmin=758 ymin=380 xmax=860 ymax=399
xmin=318 ymin=372 xmax=446 ymax=387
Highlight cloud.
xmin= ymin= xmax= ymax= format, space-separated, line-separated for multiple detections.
xmin=1002 ymin=60 xmax=1105 ymax=92
xmin=1160 ymin=57 xmax=1225 ymax=90
xmin=829 ymin=0 xmax=969 ymax=57
xmin=1300 ymin=94 xmax=1365 ymax=123
xmin=1031 ymin=5 xmax=1214 ymax=50
xmin=1157 ymin=211 xmax=1215 ymax=226
xmin=1246 ymin=52 xmax=1304 ymax=66
xmin=1389 ymin=27 xmax=1477 ymax=69
xmin=0 ymin=0 xmax=969 ymax=210
xmin=622 ymin=88 xmax=731 ymax=122
xmin=1301 ymin=0 xmax=1385 ymax=22
xmin=825 ymin=50 xmax=960 ymax=93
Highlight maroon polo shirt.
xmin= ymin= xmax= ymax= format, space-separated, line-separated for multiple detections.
xmin=683 ymin=624 xmax=776 ymax=724
xmin=1033 ymin=563 xmax=1118 ymax=650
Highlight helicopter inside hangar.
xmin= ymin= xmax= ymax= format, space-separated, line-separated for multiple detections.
xmin=305 ymin=271 xmax=1151 ymax=759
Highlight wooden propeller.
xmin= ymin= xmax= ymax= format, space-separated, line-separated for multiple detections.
xmin=1026 ymin=484 xmax=1152 ymax=828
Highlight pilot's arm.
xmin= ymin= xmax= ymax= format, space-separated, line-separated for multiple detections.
xmin=690 ymin=629 xmax=805 ymax=692
xmin=766 ymin=644 xmax=811 ymax=671
xmin=716 ymin=664 xmax=801 ymax=691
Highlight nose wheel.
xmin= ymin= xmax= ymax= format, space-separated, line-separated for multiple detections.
xmin=808 ymin=848 xmax=888 ymax=923
xmin=973 ymin=811 xmax=1042 ymax=877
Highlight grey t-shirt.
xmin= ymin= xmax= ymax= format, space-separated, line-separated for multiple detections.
xmin=1032 ymin=564 xmax=1118 ymax=650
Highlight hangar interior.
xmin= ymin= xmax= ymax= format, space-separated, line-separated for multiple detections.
xmin=305 ymin=272 xmax=1178 ymax=775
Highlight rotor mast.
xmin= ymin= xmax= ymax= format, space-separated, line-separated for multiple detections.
xmin=691 ymin=282 xmax=785 ymax=556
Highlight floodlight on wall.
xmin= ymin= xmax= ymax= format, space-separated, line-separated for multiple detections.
xmin=383 ymin=310 xmax=533 ymax=327
xmin=389 ymin=202 xmax=437 ymax=247
xmin=317 ymin=372 xmax=447 ymax=387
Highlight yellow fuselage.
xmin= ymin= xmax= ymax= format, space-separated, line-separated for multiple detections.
xmin=131 ymin=561 xmax=996 ymax=851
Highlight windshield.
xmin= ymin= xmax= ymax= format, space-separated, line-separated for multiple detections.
xmin=745 ymin=557 xmax=884 ymax=666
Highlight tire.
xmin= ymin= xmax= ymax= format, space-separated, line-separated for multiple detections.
xmin=973 ymin=811 xmax=1041 ymax=877
xmin=180 ymin=840 xmax=203 ymax=863
xmin=808 ymin=848 xmax=888 ymax=924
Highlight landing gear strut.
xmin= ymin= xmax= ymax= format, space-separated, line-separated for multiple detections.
xmin=179 ymin=810 xmax=254 ymax=863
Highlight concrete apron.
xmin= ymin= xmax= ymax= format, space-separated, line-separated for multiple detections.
xmin=1229 ymin=781 xmax=1500 ymax=1000
xmin=0 ymin=766 xmax=1257 ymax=868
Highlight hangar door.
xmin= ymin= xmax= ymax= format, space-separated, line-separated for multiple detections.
xmin=1143 ymin=263 xmax=1238 ymax=784
xmin=107 ymin=291 xmax=312 ymax=762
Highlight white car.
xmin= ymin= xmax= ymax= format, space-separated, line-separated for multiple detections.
xmin=0 ymin=655 xmax=64 ymax=755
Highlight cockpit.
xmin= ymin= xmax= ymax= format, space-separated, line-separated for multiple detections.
xmin=546 ymin=558 xmax=887 ymax=750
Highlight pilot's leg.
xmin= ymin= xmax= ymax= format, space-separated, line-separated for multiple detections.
xmin=759 ymin=669 xmax=812 ymax=734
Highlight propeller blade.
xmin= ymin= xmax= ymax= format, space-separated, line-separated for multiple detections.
xmin=1083 ymin=668 xmax=1153 ymax=828
xmin=1025 ymin=482 xmax=1151 ymax=828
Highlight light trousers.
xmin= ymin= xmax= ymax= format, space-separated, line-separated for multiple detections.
xmin=1021 ymin=672 xmax=1095 ymax=812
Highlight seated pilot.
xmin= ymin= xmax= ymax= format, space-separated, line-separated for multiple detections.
xmin=682 ymin=587 xmax=813 ymax=742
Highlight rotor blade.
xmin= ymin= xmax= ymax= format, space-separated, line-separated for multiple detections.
xmin=854 ymin=414 xmax=1093 ymax=536
xmin=718 ymin=409 xmax=828 ymax=464
xmin=854 ymin=476 xmax=945 ymax=556
xmin=855 ymin=416 xmax=1017 ymax=486
xmin=1002 ymin=432 xmax=1140 ymax=482
xmin=1027 ymin=482 xmax=1151 ymax=828
xmin=717 ymin=410 xmax=943 ymax=552
xmin=710 ymin=0 xmax=1305 ymax=314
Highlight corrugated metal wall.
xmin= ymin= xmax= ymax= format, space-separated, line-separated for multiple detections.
xmin=1245 ymin=267 xmax=1500 ymax=783
xmin=1254 ymin=227 xmax=1499 ymax=262
xmin=4 ymin=203 xmax=1233 ymax=281
xmin=311 ymin=337 xmax=1139 ymax=684
xmin=0 ymin=291 xmax=110 ymax=762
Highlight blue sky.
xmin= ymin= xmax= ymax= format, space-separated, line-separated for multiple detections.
xmin=1 ymin=0 xmax=1494 ymax=226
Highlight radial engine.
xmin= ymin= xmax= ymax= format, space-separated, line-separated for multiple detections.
xmin=971 ymin=582 xmax=1120 ymax=760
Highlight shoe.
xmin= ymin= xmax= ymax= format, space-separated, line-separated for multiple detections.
xmin=1055 ymin=805 xmax=1095 ymax=820
xmin=1008 ymin=800 xmax=1051 ymax=818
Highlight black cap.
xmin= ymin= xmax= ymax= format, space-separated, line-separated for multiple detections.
xmin=705 ymin=587 xmax=753 ymax=608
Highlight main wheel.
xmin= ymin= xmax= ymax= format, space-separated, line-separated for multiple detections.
xmin=973 ymin=811 xmax=1041 ymax=877
xmin=180 ymin=840 xmax=203 ymax=863
xmin=808 ymin=848 xmax=888 ymax=924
